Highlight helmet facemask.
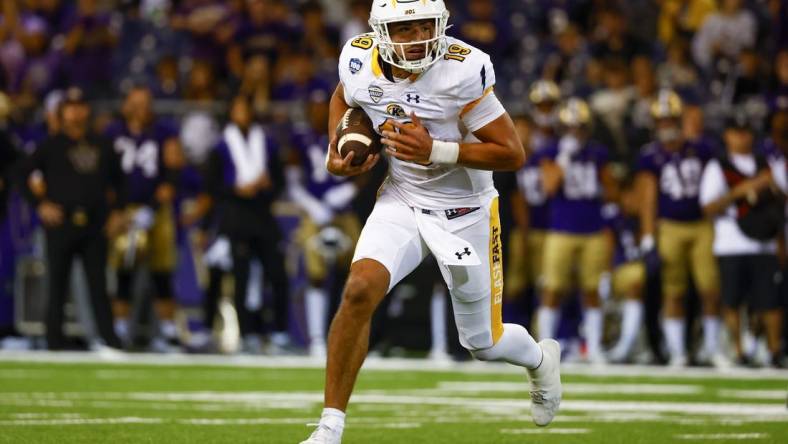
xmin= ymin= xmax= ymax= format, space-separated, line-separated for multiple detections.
xmin=370 ymin=12 xmax=450 ymax=74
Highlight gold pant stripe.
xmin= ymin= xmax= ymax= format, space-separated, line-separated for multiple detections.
xmin=488 ymin=197 xmax=504 ymax=344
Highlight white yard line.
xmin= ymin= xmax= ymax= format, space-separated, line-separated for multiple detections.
xmin=500 ymin=428 xmax=591 ymax=435
xmin=4 ymin=391 xmax=783 ymax=418
xmin=435 ymin=381 xmax=703 ymax=395
xmin=0 ymin=417 xmax=163 ymax=426
xmin=2 ymin=351 xmax=788 ymax=380
xmin=674 ymin=433 xmax=770 ymax=440
xmin=717 ymin=389 xmax=788 ymax=400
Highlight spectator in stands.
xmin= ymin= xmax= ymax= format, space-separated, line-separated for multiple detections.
xmin=656 ymin=0 xmax=717 ymax=46
xmin=152 ymin=55 xmax=180 ymax=100
xmin=590 ymin=6 xmax=651 ymax=64
xmin=691 ymin=0 xmax=756 ymax=74
xmin=205 ymin=94 xmax=290 ymax=354
xmin=538 ymin=98 xmax=618 ymax=364
xmin=237 ymin=55 xmax=271 ymax=117
xmin=589 ymin=59 xmax=633 ymax=162
xmin=227 ymin=0 xmax=296 ymax=79
xmin=271 ymin=48 xmax=331 ymax=104
xmin=170 ymin=0 xmax=233 ymax=76
xmin=766 ymin=49 xmax=788 ymax=108
xmin=298 ymin=1 xmax=339 ymax=73
xmin=628 ymin=56 xmax=660 ymax=165
xmin=339 ymin=0 xmax=369 ymax=46
xmin=61 ymin=0 xmax=118 ymax=96
xmin=183 ymin=59 xmax=219 ymax=102
xmin=16 ymin=87 xmax=125 ymax=351
xmin=541 ymin=23 xmax=590 ymax=96
xmin=730 ymin=48 xmax=766 ymax=105
xmin=452 ymin=0 xmax=512 ymax=61
xmin=636 ymin=90 xmax=724 ymax=368
xmin=700 ymin=113 xmax=787 ymax=368
xmin=656 ymin=38 xmax=700 ymax=96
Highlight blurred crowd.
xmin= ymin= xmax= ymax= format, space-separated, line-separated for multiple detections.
xmin=0 ymin=0 xmax=786 ymax=368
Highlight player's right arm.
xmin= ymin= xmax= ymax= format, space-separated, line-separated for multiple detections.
xmin=635 ymin=170 xmax=657 ymax=246
xmin=325 ymin=85 xmax=380 ymax=177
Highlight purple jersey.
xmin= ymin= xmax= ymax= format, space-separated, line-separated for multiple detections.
xmin=603 ymin=205 xmax=641 ymax=266
xmin=637 ymin=141 xmax=715 ymax=221
xmin=758 ymin=138 xmax=785 ymax=163
xmin=544 ymin=141 xmax=609 ymax=234
xmin=291 ymin=126 xmax=348 ymax=202
xmin=516 ymin=147 xmax=550 ymax=230
xmin=104 ymin=120 xmax=178 ymax=204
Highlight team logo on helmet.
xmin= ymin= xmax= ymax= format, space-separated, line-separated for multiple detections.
xmin=368 ymin=85 xmax=384 ymax=103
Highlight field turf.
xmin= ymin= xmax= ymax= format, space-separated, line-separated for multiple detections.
xmin=0 ymin=353 xmax=786 ymax=443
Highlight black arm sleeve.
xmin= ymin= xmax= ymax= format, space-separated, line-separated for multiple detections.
xmin=16 ymin=141 xmax=48 ymax=206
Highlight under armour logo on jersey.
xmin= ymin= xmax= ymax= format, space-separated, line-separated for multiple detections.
xmin=405 ymin=93 xmax=420 ymax=103
xmin=455 ymin=247 xmax=471 ymax=260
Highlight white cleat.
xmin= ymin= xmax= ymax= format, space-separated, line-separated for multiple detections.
xmin=668 ymin=354 xmax=688 ymax=368
xmin=300 ymin=424 xmax=342 ymax=444
xmin=527 ymin=339 xmax=562 ymax=427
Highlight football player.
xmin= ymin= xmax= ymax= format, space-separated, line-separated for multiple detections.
xmin=604 ymin=177 xmax=647 ymax=363
xmin=635 ymin=90 xmax=723 ymax=367
xmin=105 ymin=85 xmax=181 ymax=351
xmin=537 ymin=98 xmax=618 ymax=365
xmin=509 ymin=81 xmax=561 ymax=301
xmin=287 ymin=91 xmax=361 ymax=358
xmin=301 ymin=2 xmax=561 ymax=443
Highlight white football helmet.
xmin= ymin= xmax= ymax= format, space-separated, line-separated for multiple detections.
xmin=369 ymin=0 xmax=450 ymax=73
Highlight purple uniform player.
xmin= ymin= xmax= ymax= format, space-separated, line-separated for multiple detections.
xmin=105 ymin=86 xmax=181 ymax=350
xmin=635 ymin=90 xmax=721 ymax=368
xmin=287 ymin=97 xmax=360 ymax=357
xmin=537 ymin=98 xmax=617 ymax=364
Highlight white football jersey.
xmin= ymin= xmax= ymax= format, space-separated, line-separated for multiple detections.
xmin=338 ymin=33 xmax=503 ymax=210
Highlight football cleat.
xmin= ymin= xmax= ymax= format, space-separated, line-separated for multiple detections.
xmin=300 ymin=424 xmax=342 ymax=444
xmin=527 ymin=339 xmax=562 ymax=427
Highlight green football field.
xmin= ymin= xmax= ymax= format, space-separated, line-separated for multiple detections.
xmin=0 ymin=353 xmax=786 ymax=443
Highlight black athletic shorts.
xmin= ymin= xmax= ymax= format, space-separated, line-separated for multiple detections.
xmin=718 ymin=254 xmax=782 ymax=311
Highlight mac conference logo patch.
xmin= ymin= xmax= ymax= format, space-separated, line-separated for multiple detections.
xmin=368 ymin=85 xmax=383 ymax=103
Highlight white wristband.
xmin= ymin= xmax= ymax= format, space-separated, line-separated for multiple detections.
xmin=429 ymin=140 xmax=460 ymax=164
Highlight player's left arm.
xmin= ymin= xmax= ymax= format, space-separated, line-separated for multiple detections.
xmin=382 ymin=52 xmax=524 ymax=171
xmin=383 ymin=111 xmax=525 ymax=171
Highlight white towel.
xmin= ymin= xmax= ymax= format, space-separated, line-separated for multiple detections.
xmin=413 ymin=209 xmax=481 ymax=267
xmin=224 ymin=124 xmax=267 ymax=187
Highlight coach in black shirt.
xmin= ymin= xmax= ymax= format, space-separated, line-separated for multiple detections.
xmin=18 ymin=88 xmax=126 ymax=350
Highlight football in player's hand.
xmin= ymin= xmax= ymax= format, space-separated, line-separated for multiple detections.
xmin=335 ymin=108 xmax=382 ymax=166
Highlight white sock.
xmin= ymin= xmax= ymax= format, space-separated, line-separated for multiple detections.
xmin=470 ymin=323 xmax=543 ymax=369
xmin=160 ymin=319 xmax=177 ymax=340
xmin=615 ymin=300 xmax=643 ymax=355
xmin=114 ymin=318 xmax=129 ymax=341
xmin=430 ymin=287 xmax=448 ymax=354
xmin=305 ymin=287 xmax=328 ymax=346
xmin=662 ymin=318 xmax=686 ymax=359
xmin=319 ymin=407 xmax=345 ymax=433
xmin=537 ymin=306 xmax=558 ymax=341
xmin=583 ymin=308 xmax=603 ymax=357
xmin=702 ymin=316 xmax=721 ymax=355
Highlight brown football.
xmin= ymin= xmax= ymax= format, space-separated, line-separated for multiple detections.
xmin=335 ymin=108 xmax=382 ymax=166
